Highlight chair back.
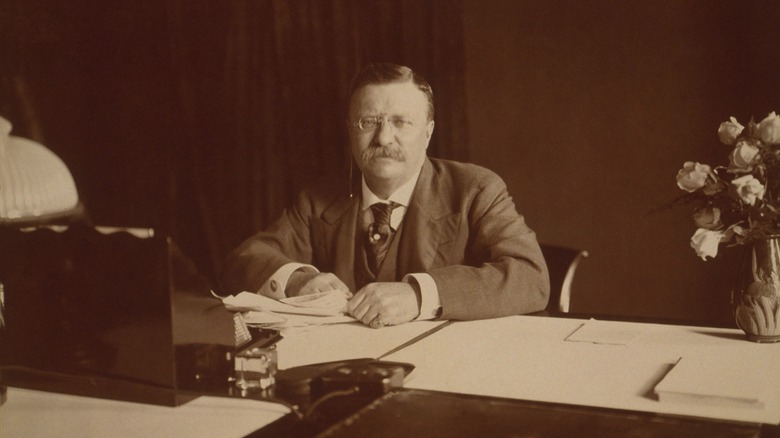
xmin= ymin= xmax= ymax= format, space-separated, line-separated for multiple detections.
xmin=540 ymin=244 xmax=589 ymax=314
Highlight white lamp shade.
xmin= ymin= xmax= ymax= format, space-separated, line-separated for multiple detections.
xmin=0 ymin=117 xmax=80 ymax=223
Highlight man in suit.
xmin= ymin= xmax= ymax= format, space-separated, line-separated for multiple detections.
xmin=221 ymin=63 xmax=549 ymax=328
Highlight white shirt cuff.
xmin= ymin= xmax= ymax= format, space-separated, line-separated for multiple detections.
xmin=404 ymin=273 xmax=442 ymax=320
xmin=259 ymin=262 xmax=318 ymax=300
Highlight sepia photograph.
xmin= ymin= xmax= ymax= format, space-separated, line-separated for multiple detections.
xmin=2 ymin=1 xmax=780 ymax=436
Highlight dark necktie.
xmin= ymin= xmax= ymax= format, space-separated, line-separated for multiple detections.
xmin=366 ymin=202 xmax=399 ymax=274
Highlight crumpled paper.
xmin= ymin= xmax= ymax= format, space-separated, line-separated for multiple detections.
xmin=213 ymin=290 xmax=348 ymax=316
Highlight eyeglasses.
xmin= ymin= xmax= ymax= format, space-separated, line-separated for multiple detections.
xmin=353 ymin=116 xmax=414 ymax=132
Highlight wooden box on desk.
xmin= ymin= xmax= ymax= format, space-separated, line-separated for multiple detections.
xmin=0 ymin=225 xmax=236 ymax=406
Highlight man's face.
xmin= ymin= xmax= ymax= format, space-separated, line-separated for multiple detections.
xmin=348 ymin=81 xmax=435 ymax=191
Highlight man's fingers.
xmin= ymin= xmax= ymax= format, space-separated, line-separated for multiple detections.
xmin=327 ymin=276 xmax=352 ymax=298
xmin=361 ymin=308 xmax=381 ymax=326
xmin=346 ymin=291 xmax=365 ymax=314
xmin=347 ymin=282 xmax=419 ymax=327
xmin=347 ymin=286 xmax=390 ymax=326
xmin=348 ymin=295 xmax=371 ymax=319
xmin=351 ymin=296 xmax=380 ymax=325
xmin=297 ymin=272 xmax=349 ymax=296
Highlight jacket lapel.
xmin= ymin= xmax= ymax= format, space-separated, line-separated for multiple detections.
xmin=398 ymin=158 xmax=460 ymax=275
xmin=314 ymin=194 xmax=360 ymax=292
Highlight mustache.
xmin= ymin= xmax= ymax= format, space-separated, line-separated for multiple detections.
xmin=362 ymin=146 xmax=406 ymax=163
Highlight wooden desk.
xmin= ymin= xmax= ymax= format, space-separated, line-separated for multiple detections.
xmin=0 ymin=321 xmax=445 ymax=437
xmin=383 ymin=315 xmax=780 ymax=425
xmin=253 ymin=315 xmax=780 ymax=436
xmin=3 ymin=316 xmax=779 ymax=436
xmin=0 ymin=387 xmax=289 ymax=438
xmin=274 ymin=320 xmax=447 ymax=369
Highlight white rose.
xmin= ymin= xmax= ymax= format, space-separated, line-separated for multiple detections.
xmin=718 ymin=117 xmax=744 ymax=144
xmin=730 ymin=174 xmax=765 ymax=205
xmin=758 ymin=111 xmax=780 ymax=144
xmin=728 ymin=140 xmax=760 ymax=172
xmin=692 ymin=207 xmax=722 ymax=229
xmin=690 ymin=228 xmax=725 ymax=260
xmin=676 ymin=162 xmax=712 ymax=192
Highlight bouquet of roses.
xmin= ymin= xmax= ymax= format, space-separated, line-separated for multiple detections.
xmin=675 ymin=112 xmax=780 ymax=260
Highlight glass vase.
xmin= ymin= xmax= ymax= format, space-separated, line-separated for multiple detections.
xmin=733 ymin=236 xmax=780 ymax=342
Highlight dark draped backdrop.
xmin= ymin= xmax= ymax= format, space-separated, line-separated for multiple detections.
xmin=0 ymin=0 xmax=468 ymax=283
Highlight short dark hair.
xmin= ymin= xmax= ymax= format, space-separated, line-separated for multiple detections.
xmin=349 ymin=63 xmax=434 ymax=121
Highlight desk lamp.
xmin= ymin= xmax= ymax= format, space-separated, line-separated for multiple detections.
xmin=0 ymin=119 xmax=249 ymax=406
xmin=0 ymin=116 xmax=83 ymax=226
xmin=0 ymin=116 xmax=83 ymax=405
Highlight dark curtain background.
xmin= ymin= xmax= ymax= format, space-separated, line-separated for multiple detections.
xmin=0 ymin=0 xmax=468 ymax=283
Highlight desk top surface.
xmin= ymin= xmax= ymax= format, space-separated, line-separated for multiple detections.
xmin=384 ymin=315 xmax=780 ymax=425
xmin=3 ymin=315 xmax=780 ymax=437
xmin=1 ymin=387 xmax=289 ymax=438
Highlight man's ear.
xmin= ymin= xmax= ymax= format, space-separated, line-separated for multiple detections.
xmin=426 ymin=120 xmax=435 ymax=141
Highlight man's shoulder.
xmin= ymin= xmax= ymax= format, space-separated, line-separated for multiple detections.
xmin=420 ymin=158 xmax=514 ymax=212
xmin=303 ymin=173 xmax=346 ymax=197
xmin=428 ymin=157 xmax=504 ymax=186
xmin=288 ymin=172 xmax=353 ymax=215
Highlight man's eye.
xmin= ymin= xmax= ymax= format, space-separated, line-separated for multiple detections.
xmin=390 ymin=118 xmax=412 ymax=129
xmin=359 ymin=118 xmax=380 ymax=129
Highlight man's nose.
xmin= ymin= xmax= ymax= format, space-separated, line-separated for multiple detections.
xmin=372 ymin=119 xmax=395 ymax=145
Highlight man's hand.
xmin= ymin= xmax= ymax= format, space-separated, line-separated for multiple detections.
xmin=347 ymin=282 xmax=421 ymax=327
xmin=286 ymin=271 xmax=351 ymax=297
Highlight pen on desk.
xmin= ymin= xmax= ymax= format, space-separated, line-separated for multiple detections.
xmin=0 ymin=281 xmax=5 ymax=328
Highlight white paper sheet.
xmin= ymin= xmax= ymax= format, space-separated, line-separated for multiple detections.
xmin=654 ymin=354 xmax=773 ymax=409
xmin=243 ymin=310 xmax=355 ymax=327
xmin=564 ymin=319 xmax=642 ymax=345
xmin=219 ymin=291 xmax=347 ymax=316
xmin=1 ymin=387 xmax=288 ymax=438
xmin=276 ymin=320 xmax=448 ymax=369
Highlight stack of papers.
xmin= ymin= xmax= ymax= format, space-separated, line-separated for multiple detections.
xmin=654 ymin=355 xmax=770 ymax=409
xmin=215 ymin=291 xmax=356 ymax=328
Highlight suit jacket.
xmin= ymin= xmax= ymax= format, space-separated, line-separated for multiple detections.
xmin=220 ymin=157 xmax=550 ymax=320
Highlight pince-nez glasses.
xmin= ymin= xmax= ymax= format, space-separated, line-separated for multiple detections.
xmin=352 ymin=116 xmax=414 ymax=132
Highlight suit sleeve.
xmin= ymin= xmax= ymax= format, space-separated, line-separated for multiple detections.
xmin=219 ymin=190 xmax=315 ymax=295
xmin=427 ymin=175 xmax=550 ymax=320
